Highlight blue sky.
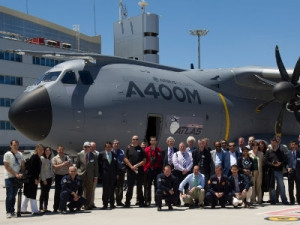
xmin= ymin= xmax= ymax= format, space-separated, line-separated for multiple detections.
xmin=1 ymin=0 xmax=300 ymax=69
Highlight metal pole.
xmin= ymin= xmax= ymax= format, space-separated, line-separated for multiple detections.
xmin=197 ymin=34 xmax=200 ymax=69
xmin=189 ymin=29 xmax=209 ymax=69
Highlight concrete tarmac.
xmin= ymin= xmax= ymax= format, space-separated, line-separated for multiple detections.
xmin=1 ymin=165 xmax=300 ymax=225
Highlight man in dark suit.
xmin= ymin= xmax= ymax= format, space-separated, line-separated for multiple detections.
xmin=75 ymin=141 xmax=98 ymax=210
xmin=223 ymin=141 xmax=241 ymax=176
xmin=98 ymin=141 xmax=118 ymax=209
xmin=192 ymin=139 xmax=211 ymax=185
xmin=162 ymin=136 xmax=178 ymax=169
xmin=287 ymin=140 xmax=300 ymax=205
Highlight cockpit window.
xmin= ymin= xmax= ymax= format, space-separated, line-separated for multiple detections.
xmin=79 ymin=70 xmax=94 ymax=85
xmin=36 ymin=71 xmax=61 ymax=84
xmin=61 ymin=71 xmax=77 ymax=84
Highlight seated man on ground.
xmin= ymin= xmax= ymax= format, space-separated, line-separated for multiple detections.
xmin=228 ymin=165 xmax=252 ymax=208
xmin=59 ymin=166 xmax=87 ymax=214
xmin=179 ymin=165 xmax=205 ymax=208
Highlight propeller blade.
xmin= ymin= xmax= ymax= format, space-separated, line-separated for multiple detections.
xmin=275 ymin=45 xmax=290 ymax=81
xmin=291 ymin=57 xmax=300 ymax=85
xmin=274 ymin=103 xmax=286 ymax=136
xmin=256 ymin=99 xmax=275 ymax=112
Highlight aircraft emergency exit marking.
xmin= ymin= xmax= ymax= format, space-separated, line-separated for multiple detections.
xmin=126 ymin=81 xmax=201 ymax=104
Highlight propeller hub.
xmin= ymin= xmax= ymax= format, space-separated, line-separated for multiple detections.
xmin=272 ymin=81 xmax=296 ymax=102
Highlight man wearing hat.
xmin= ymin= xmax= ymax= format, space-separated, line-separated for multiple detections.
xmin=75 ymin=141 xmax=99 ymax=210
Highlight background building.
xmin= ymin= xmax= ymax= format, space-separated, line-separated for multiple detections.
xmin=114 ymin=10 xmax=159 ymax=63
xmin=0 ymin=6 xmax=101 ymax=154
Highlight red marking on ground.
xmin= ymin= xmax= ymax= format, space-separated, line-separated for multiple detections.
xmin=265 ymin=207 xmax=300 ymax=218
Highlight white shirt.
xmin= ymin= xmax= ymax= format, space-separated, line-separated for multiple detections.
xmin=3 ymin=151 xmax=23 ymax=179
xmin=229 ymin=151 xmax=237 ymax=166
xmin=172 ymin=151 xmax=193 ymax=172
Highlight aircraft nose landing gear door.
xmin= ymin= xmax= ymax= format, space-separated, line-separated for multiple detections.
xmin=145 ymin=114 xmax=162 ymax=144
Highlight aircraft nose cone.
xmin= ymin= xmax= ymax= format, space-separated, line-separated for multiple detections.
xmin=8 ymin=86 xmax=52 ymax=141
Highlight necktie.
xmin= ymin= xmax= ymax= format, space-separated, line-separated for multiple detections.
xmin=107 ymin=152 xmax=111 ymax=164
xmin=182 ymin=152 xmax=187 ymax=168
xmin=85 ymin=153 xmax=89 ymax=163
xmin=168 ymin=148 xmax=173 ymax=165
xmin=194 ymin=175 xmax=198 ymax=194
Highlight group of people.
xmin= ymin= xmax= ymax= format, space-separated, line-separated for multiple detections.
xmin=3 ymin=134 xmax=300 ymax=217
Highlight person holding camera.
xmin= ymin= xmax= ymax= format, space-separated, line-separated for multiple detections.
xmin=21 ymin=144 xmax=44 ymax=215
xmin=264 ymin=137 xmax=289 ymax=205
xmin=144 ymin=136 xmax=162 ymax=206
xmin=4 ymin=140 xmax=24 ymax=219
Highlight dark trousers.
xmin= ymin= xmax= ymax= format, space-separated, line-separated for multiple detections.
xmin=39 ymin=177 xmax=52 ymax=210
xmin=59 ymin=190 xmax=86 ymax=211
xmin=115 ymin=171 xmax=125 ymax=204
xmin=288 ymin=170 xmax=300 ymax=204
xmin=102 ymin=177 xmax=116 ymax=207
xmin=145 ymin=168 xmax=160 ymax=204
xmin=125 ymin=170 xmax=144 ymax=205
xmin=173 ymin=170 xmax=189 ymax=204
xmin=206 ymin=192 xmax=229 ymax=207
xmin=53 ymin=174 xmax=65 ymax=211
xmin=155 ymin=189 xmax=176 ymax=207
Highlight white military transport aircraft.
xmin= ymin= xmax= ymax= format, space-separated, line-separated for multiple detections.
xmin=8 ymin=46 xmax=300 ymax=153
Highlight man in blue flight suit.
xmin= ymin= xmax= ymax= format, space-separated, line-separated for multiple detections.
xmin=206 ymin=165 xmax=231 ymax=208
xmin=156 ymin=165 xmax=178 ymax=211
xmin=59 ymin=166 xmax=86 ymax=214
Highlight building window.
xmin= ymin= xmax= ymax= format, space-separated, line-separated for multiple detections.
xmin=0 ymin=98 xmax=14 ymax=107
xmin=0 ymin=75 xmax=23 ymax=86
xmin=0 ymin=121 xmax=15 ymax=130
xmin=32 ymin=56 xmax=63 ymax=67
xmin=0 ymin=51 xmax=22 ymax=63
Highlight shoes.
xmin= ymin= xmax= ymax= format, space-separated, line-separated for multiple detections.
xmin=110 ymin=205 xmax=116 ymax=209
xmin=101 ymin=206 xmax=108 ymax=210
xmin=290 ymin=202 xmax=295 ymax=205
xmin=117 ymin=202 xmax=125 ymax=206
xmin=6 ymin=213 xmax=11 ymax=219
xmin=21 ymin=211 xmax=31 ymax=214
xmin=124 ymin=203 xmax=130 ymax=208
xmin=157 ymin=206 xmax=162 ymax=211
xmin=135 ymin=202 xmax=139 ymax=206
xmin=85 ymin=206 xmax=93 ymax=210
xmin=11 ymin=212 xmax=17 ymax=218
xmin=168 ymin=205 xmax=173 ymax=210
xmin=245 ymin=202 xmax=250 ymax=208
xmin=32 ymin=212 xmax=43 ymax=216
xmin=221 ymin=205 xmax=225 ymax=208
xmin=145 ymin=202 xmax=151 ymax=207
xmin=189 ymin=204 xmax=195 ymax=209
xmin=211 ymin=205 xmax=215 ymax=209
xmin=139 ymin=203 xmax=146 ymax=208
xmin=60 ymin=210 xmax=67 ymax=215
xmin=283 ymin=202 xmax=290 ymax=205
xmin=92 ymin=205 xmax=97 ymax=209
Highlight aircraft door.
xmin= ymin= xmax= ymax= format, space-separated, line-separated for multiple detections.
xmin=145 ymin=114 xmax=162 ymax=144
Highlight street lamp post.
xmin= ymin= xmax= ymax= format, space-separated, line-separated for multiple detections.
xmin=189 ymin=29 xmax=209 ymax=69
